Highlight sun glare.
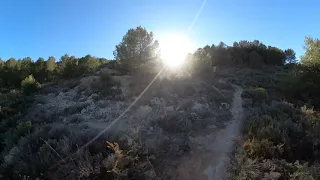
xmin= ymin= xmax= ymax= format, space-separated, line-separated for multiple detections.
xmin=159 ymin=34 xmax=194 ymax=67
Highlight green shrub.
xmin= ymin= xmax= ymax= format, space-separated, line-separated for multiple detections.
xmin=21 ymin=75 xmax=41 ymax=95
xmin=242 ymin=88 xmax=268 ymax=106
xmin=280 ymin=65 xmax=320 ymax=107
xmin=243 ymin=115 xmax=287 ymax=145
xmin=16 ymin=121 xmax=32 ymax=136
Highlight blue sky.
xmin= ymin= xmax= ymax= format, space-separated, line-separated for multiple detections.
xmin=0 ymin=0 xmax=319 ymax=61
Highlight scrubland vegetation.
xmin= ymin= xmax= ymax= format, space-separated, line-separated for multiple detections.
xmin=225 ymin=37 xmax=320 ymax=179
xmin=0 ymin=26 xmax=320 ymax=179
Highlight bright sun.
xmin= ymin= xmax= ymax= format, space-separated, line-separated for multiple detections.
xmin=159 ymin=34 xmax=194 ymax=67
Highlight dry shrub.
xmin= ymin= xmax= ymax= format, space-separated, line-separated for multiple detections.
xmin=153 ymin=113 xmax=192 ymax=134
xmin=231 ymin=149 xmax=317 ymax=180
xmin=0 ymin=121 xmax=157 ymax=180
xmin=1 ymin=124 xmax=108 ymax=179
xmin=235 ymin=99 xmax=320 ymax=180
xmin=230 ymin=149 xmax=261 ymax=180
xmin=243 ymin=138 xmax=283 ymax=159
xmin=91 ymin=72 xmax=122 ymax=98
xmin=151 ymin=112 xmax=206 ymax=135
xmin=290 ymin=162 xmax=315 ymax=180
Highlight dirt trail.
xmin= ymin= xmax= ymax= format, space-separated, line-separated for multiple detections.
xmin=176 ymin=84 xmax=243 ymax=180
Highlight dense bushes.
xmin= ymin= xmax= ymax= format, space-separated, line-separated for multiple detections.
xmin=232 ymin=151 xmax=318 ymax=180
xmin=281 ymin=65 xmax=320 ymax=108
xmin=232 ymin=97 xmax=320 ymax=179
xmin=278 ymin=37 xmax=320 ymax=108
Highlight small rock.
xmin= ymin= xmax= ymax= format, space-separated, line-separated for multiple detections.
xmin=150 ymin=97 xmax=163 ymax=106
xmin=262 ymin=172 xmax=281 ymax=180
xmin=220 ymin=102 xmax=230 ymax=109
xmin=165 ymin=106 xmax=174 ymax=111
xmin=269 ymin=172 xmax=281 ymax=179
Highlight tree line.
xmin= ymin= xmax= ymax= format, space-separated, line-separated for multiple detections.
xmin=0 ymin=55 xmax=108 ymax=89
xmin=1 ymin=26 xmax=320 ymax=108
xmin=188 ymin=40 xmax=296 ymax=70
xmin=112 ymin=26 xmax=297 ymax=74
xmin=0 ymin=26 xmax=298 ymax=90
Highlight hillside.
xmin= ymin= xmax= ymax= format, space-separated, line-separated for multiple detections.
xmin=1 ymin=27 xmax=320 ymax=180
xmin=2 ymin=63 xmax=320 ymax=180
xmin=1 ymin=65 xmax=243 ymax=179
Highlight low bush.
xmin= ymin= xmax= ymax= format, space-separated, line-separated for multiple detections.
xmin=231 ymin=149 xmax=318 ymax=180
xmin=230 ymin=149 xmax=261 ymax=180
xmin=242 ymin=87 xmax=268 ymax=106
xmin=0 ymin=123 xmax=155 ymax=180
xmin=243 ymin=138 xmax=283 ymax=159
xmin=153 ymin=113 xmax=192 ymax=134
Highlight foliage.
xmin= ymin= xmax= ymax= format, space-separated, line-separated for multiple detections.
xmin=243 ymin=138 xmax=283 ymax=159
xmin=290 ymin=162 xmax=315 ymax=180
xmin=242 ymin=88 xmax=268 ymax=106
xmin=187 ymin=40 xmax=287 ymax=73
xmin=278 ymin=37 xmax=320 ymax=108
xmin=114 ymin=26 xmax=159 ymax=71
xmin=281 ymin=64 xmax=320 ymax=108
xmin=248 ymin=51 xmax=264 ymax=68
xmin=188 ymin=47 xmax=212 ymax=74
xmin=59 ymin=54 xmax=79 ymax=78
xmin=0 ymin=55 xmax=109 ymax=89
xmin=232 ymin=97 xmax=320 ymax=179
xmin=231 ymin=150 xmax=318 ymax=180
xmin=46 ymin=56 xmax=57 ymax=72
xmin=78 ymin=54 xmax=101 ymax=74
xmin=284 ymin=48 xmax=297 ymax=64
xmin=34 ymin=57 xmax=47 ymax=83
xmin=301 ymin=36 xmax=320 ymax=67
xmin=231 ymin=149 xmax=261 ymax=180
xmin=21 ymin=75 xmax=41 ymax=95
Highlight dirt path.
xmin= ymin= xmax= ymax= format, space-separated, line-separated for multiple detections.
xmin=176 ymin=84 xmax=243 ymax=180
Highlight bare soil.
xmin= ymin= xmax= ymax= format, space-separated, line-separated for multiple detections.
xmin=175 ymin=85 xmax=243 ymax=180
